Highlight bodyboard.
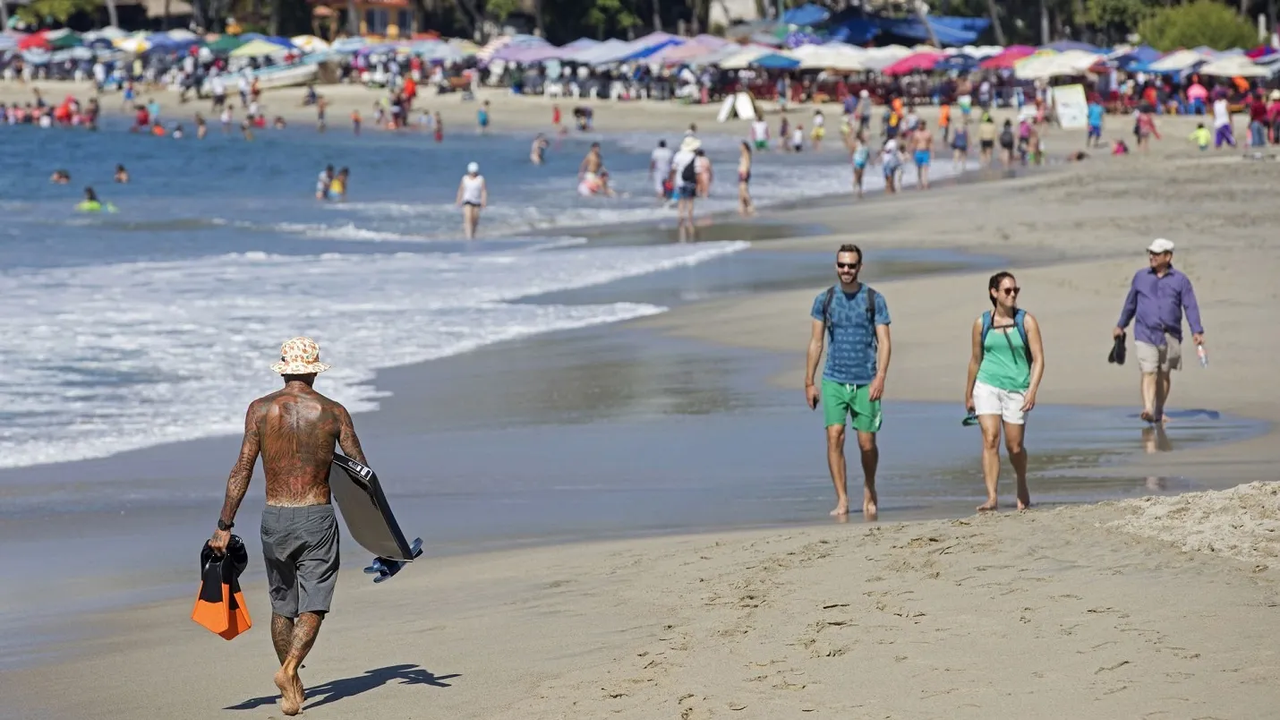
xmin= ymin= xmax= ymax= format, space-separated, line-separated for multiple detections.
xmin=329 ymin=454 xmax=423 ymax=582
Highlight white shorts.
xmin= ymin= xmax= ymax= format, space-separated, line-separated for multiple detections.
xmin=973 ymin=380 xmax=1028 ymax=425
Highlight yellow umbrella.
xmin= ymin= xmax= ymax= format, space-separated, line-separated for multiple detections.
xmin=230 ymin=39 xmax=289 ymax=58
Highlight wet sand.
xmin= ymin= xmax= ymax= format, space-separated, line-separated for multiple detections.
xmin=4 ymin=86 xmax=1279 ymax=718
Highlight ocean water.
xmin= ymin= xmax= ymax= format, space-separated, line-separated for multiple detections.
xmin=0 ymin=119 xmax=967 ymax=469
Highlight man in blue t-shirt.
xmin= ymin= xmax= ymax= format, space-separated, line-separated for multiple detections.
xmin=805 ymin=244 xmax=892 ymax=519
xmin=1087 ymin=98 xmax=1105 ymax=148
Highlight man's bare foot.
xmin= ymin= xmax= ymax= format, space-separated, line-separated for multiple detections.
xmin=829 ymin=502 xmax=849 ymax=517
xmin=1016 ymin=496 xmax=1032 ymax=511
xmin=977 ymin=499 xmax=999 ymax=512
xmin=863 ymin=487 xmax=878 ymax=521
xmin=274 ymin=668 xmax=304 ymax=716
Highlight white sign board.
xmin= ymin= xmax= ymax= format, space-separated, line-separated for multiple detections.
xmin=1053 ymin=84 xmax=1089 ymax=130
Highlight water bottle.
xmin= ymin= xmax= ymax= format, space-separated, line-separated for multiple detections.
xmin=1197 ymin=345 xmax=1208 ymax=368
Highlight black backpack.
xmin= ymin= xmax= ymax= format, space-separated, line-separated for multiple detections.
xmin=821 ymin=285 xmax=880 ymax=348
xmin=999 ymin=127 xmax=1014 ymax=147
xmin=680 ymin=158 xmax=697 ymax=183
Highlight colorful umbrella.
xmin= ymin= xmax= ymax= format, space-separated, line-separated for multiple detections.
xmin=882 ymin=51 xmax=944 ymax=75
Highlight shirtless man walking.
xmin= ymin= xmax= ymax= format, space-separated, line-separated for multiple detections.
xmin=579 ymin=142 xmax=604 ymax=188
xmin=209 ymin=337 xmax=367 ymax=717
xmin=909 ymin=120 xmax=934 ymax=190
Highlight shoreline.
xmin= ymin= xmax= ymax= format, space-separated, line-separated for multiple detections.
xmin=5 ymin=82 xmax=1280 ymax=718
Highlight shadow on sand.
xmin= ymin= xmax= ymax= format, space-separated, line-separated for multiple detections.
xmin=225 ymin=663 xmax=460 ymax=712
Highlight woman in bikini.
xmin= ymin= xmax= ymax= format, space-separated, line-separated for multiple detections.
xmin=737 ymin=141 xmax=754 ymax=216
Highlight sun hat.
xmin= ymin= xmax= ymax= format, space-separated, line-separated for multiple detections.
xmin=1147 ymin=238 xmax=1175 ymax=254
xmin=680 ymin=136 xmax=701 ymax=153
xmin=467 ymin=161 xmax=479 ymax=173
xmin=271 ymin=337 xmax=331 ymax=375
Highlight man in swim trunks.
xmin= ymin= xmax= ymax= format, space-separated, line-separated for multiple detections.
xmin=209 ymin=337 xmax=367 ymax=717
xmin=579 ymin=142 xmax=604 ymax=188
xmin=909 ymin=120 xmax=933 ymax=190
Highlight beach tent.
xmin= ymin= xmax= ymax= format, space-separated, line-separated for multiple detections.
xmin=563 ymin=38 xmax=627 ymax=63
xmin=1146 ymin=49 xmax=1207 ymax=73
xmin=291 ymin=35 xmax=330 ymax=53
xmin=206 ymin=35 xmax=245 ymax=54
xmin=979 ymin=45 xmax=1035 ymax=69
xmin=230 ymin=39 xmax=290 ymax=57
xmin=793 ymin=44 xmax=865 ymax=71
xmin=650 ymin=36 xmax=726 ymax=65
xmin=684 ymin=42 xmax=758 ymax=68
xmin=1199 ymin=55 xmax=1269 ymax=78
xmin=1015 ymin=50 xmax=1102 ymax=79
xmin=882 ymin=50 xmax=944 ymax=75
xmin=586 ymin=32 xmax=684 ymax=64
xmin=752 ymin=52 xmax=801 ymax=70
xmin=782 ymin=3 xmax=831 ymax=26
xmin=718 ymin=46 xmax=772 ymax=69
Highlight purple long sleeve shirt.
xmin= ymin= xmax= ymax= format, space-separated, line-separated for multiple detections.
xmin=1116 ymin=265 xmax=1204 ymax=345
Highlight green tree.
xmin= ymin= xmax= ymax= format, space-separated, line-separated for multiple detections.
xmin=16 ymin=0 xmax=99 ymax=23
xmin=1083 ymin=0 xmax=1152 ymax=38
xmin=584 ymin=0 xmax=639 ymax=38
xmin=1138 ymin=0 xmax=1259 ymax=51
xmin=485 ymin=0 xmax=522 ymax=21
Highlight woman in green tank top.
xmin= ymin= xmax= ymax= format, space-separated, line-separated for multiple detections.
xmin=964 ymin=272 xmax=1045 ymax=513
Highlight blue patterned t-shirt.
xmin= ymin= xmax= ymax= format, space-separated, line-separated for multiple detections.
xmin=810 ymin=285 xmax=891 ymax=385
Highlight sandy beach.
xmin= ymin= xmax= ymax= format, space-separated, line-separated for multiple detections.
xmin=5 ymin=83 xmax=1280 ymax=718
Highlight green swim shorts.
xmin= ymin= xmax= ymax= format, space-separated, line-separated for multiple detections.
xmin=821 ymin=379 xmax=883 ymax=432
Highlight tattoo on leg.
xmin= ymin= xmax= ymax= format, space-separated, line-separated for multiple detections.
xmin=287 ymin=612 xmax=323 ymax=667
xmin=271 ymin=614 xmax=295 ymax=665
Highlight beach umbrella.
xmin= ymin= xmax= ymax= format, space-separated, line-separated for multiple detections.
xmin=1147 ymin=49 xmax=1208 ymax=73
xmin=882 ymin=51 xmax=945 ymax=75
xmin=1199 ymin=55 xmax=1269 ymax=78
xmin=115 ymin=34 xmax=151 ymax=54
xmin=291 ymin=34 xmax=330 ymax=53
xmin=979 ymin=44 xmax=1035 ymax=69
xmin=230 ymin=38 xmax=289 ymax=57
xmin=18 ymin=31 xmax=50 ymax=51
xmin=0 ymin=35 xmax=15 ymax=52
xmin=46 ymin=29 xmax=82 ymax=49
xmin=1014 ymin=49 xmax=1103 ymax=79
xmin=935 ymin=53 xmax=978 ymax=72
xmin=205 ymin=35 xmax=245 ymax=53
xmin=330 ymin=36 xmax=368 ymax=53
xmin=752 ymin=52 xmax=801 ymax=70
xmin=718 ymin=47 xmax=771 ymax=69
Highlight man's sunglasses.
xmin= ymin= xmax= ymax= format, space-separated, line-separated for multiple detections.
xmin=837 ymin=262 xmax=861 ymax=270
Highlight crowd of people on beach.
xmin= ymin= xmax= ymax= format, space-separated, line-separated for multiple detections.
xmin=807 ymin=238 xmax=1204 ymax=519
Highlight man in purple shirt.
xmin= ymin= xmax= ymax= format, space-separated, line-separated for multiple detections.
xmin=1112 ymin=238 xmax=1205 ymax=423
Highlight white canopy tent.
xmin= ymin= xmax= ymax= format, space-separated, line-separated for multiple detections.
xmin=1147 ymin=49 xmax=1208 ymax=73
xmin=1015 ymin=50 xmax=1103 ymax=80
xmin=1198 ymin=55 xmax=1269 ymax=78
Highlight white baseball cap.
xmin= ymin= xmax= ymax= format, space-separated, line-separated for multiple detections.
xmin=1147 ymin=238 xmax=1175 ymax=254
xmin=467 ymin=162 xmax=479 ymax=173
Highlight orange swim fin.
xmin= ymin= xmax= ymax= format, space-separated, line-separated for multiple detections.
xmin=192 ymin=536 xmax=252 ymax=640
xmin=192 ymin=553 xmax=231 ymax=635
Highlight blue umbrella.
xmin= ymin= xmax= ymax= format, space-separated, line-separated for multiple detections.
xmin=753 ymin=52 xmax=801 ymax=70
xmin=935 ymin=54 xmax=978 ymax=71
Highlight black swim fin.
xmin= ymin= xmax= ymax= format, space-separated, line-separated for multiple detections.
xmin=192 ymin=537 xmax=252 ymax=640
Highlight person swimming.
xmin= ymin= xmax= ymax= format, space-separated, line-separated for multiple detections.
xmin=75 ymin=186 xmax=116 ymax=213
xmin=50 ymin=169 xmax=71 ymax=184
xmin=114 ymin=164 xmax=129 ymax=183
xmin=316 ymin=165 xmax=333 ymax=200
xmin=530 ymin=133 xmax=549 ymax=164
xmin=330 ymin=167 xmax=349 ymax=200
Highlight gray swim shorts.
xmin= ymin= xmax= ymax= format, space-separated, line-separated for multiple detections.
xmin=261 ymin=504 xmax=340 ymax=618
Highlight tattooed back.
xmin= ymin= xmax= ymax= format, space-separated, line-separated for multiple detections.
xmin=249 ymin=385 xmax=360 ymax=507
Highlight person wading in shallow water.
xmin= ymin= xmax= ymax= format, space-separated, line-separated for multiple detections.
xmin=805 ymin=244 xmax=892 ymax=519
xmin=209 ymin=337 xmax=368 ymax=717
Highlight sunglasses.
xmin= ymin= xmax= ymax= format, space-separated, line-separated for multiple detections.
xmin=1001 ymin=287 xmax=1021 ymax=296
xmin=837 ymin=262 xmax=861 ymax=270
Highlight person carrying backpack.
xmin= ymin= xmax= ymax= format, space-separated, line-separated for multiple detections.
xmin=805 ymin=244 xmax=892 ymax=519
xmin=998 ymin=119 xmax=1016 ymax=167
xmin=964 ymin=272 xmax=1045 ymax=512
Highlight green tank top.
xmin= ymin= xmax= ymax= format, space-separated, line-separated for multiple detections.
xmin=977 ymin=324 xmax=1031 ymax=391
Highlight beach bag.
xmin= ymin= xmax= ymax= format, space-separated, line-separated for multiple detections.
xmin=980 ymin=310 xmax=1033 ymax=365
xmin=680 ymin=159 xmax=696 ymax=184
xmin=821 ymin=285 xmax=880 ymax=348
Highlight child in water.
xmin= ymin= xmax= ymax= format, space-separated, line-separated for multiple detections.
xmin=114 ymin=164 xmax=129 ymax=183
xmin=330 ymin=167 xmax=349 ymax=200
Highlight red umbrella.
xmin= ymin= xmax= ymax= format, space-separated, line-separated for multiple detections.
xmin=882 ymin=51 xmax=945 ymax=76
xmin=18 ymin=31 xmax=51 ymax=51
xmin=979 ymin=45 xmax=1036 ymax=70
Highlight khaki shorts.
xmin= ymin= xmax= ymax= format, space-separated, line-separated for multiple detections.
xmin=1136 ymin=337 xmax=1182 ymax=373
